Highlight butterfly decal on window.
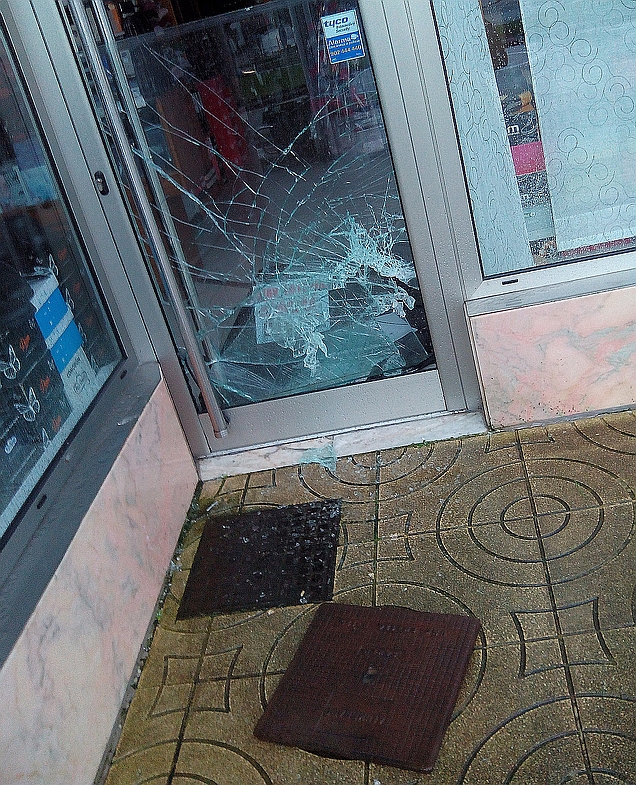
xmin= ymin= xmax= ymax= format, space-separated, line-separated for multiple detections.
xmin=0 ymin=344 xmax=20 ymax=380
xmin=15 ymin=387 xmax=41 ymax=422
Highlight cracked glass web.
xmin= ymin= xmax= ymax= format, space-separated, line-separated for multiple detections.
xmin=107 ymin=0 xmax=435 ymax=407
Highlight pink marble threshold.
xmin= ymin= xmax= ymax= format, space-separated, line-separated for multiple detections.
xmin=197 ymin=410 xmax=487 ymax=480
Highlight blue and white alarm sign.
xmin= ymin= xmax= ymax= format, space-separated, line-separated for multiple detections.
xmin=321 ymin=10 xmax=365 ymax=64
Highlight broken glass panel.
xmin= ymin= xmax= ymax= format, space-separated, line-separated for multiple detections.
xmin=101 ymin=0 xmax=435 ymax=407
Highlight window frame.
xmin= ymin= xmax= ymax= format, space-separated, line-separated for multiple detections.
xmin=369 ymin=0 xmax=636 ymax=319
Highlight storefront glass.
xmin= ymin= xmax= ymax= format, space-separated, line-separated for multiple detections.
xmin=433 ymin=0 xmax=636 ymax=277
xmin=0 ymin=25 xmax=122 ymax=539
xmin=99 ymin=0 xmax=436 ymax=408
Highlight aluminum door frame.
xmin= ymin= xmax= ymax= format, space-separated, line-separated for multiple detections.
xmin=52 ymin=0 xmax=482 ymax=454
xmin=196 ymin=0 xmax=482 ymax=451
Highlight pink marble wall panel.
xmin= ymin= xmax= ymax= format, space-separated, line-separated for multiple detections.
xmin=470 ymin=286 xmax=636 ymax=428
xmin=0 ymin=379 xmax=197 ymax=785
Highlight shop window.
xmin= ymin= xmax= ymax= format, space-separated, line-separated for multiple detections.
xmin=432 ymin=0 xmax=636 ymax=277
xmin=0 ymin=25 xmax=122 ymax=542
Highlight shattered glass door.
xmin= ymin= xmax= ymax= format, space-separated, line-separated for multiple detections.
xmin=95 ymin=0 xmax=436 ymax=407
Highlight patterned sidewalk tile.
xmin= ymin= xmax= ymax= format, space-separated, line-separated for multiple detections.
xmin=520 ymin=412 xmax=636 ymax=498
xmin=104 ymin=409 xmax=636 ymax=785
xmin=179 ymin=677 xmax=367 ymax=785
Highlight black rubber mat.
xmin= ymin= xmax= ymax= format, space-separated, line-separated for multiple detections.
xmin=177 ymin=500 xmax=341 ymax=618
xmin=254 ymin=603 xmax=481 ymax=773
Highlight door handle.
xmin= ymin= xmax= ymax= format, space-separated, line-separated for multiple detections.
xmin=93 ymin=170 xmax=109 ymax=195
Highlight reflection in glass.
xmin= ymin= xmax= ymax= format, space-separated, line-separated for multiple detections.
xmin=482 ymin=0 xmax=557 ymax=267
xmin=104 ymin=0 xmax=435 ymax=407
xmin=0 ymin=27 xmax=121 ymax=538
xmin=436 ymin=0 xmax=636 ymax=275
xmin=516 ymin=0 xmax=636 ymax=256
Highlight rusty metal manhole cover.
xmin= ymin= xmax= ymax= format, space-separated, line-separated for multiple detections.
xmin=177 ymin=500 xmax=341 ymax=618
xmin=254 ymin=602 xmax=481 ymax=773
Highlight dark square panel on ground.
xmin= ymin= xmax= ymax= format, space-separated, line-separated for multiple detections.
xmin=177 ymin=499 xmax=342 ymax=618
xmin=254 ymin=602 xmax=481 ymax=773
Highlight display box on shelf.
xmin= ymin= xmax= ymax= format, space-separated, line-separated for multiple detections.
xmin=0 ymin=406 xmax=39 ymax=488
xmin=1 ymin=318 xmax=46 ymax=371
xmin=29 ymin=271 xmax=98 ymax=409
